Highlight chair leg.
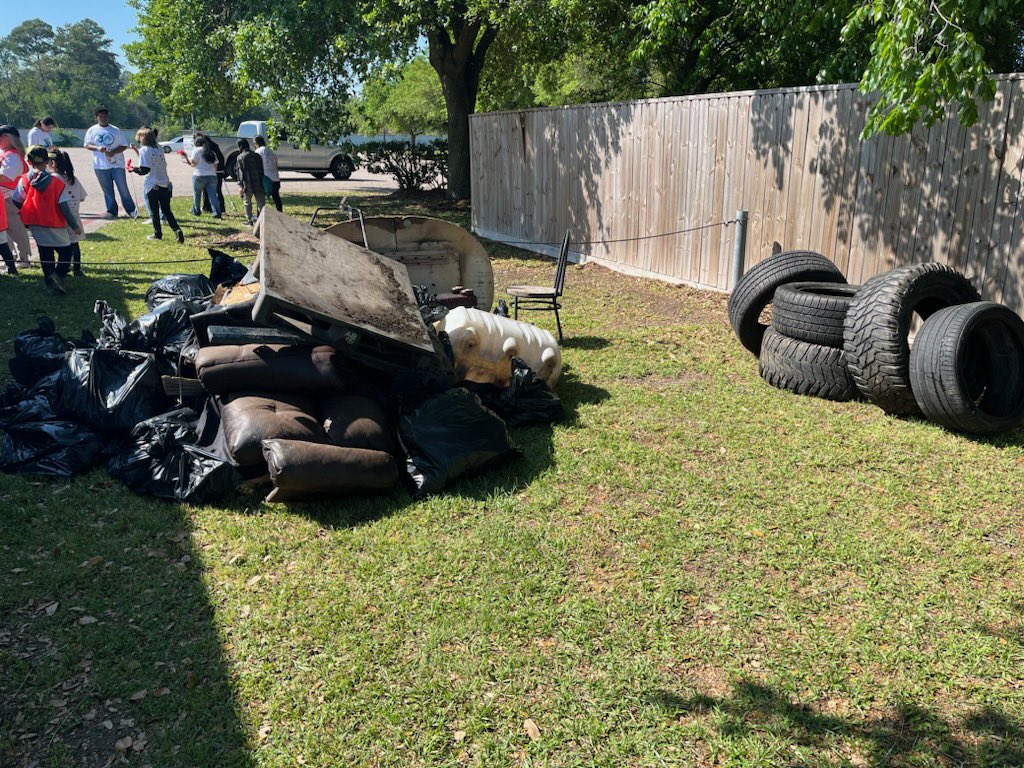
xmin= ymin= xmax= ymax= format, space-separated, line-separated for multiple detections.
xmin=553 ymin=301 xmax=563 ymax=343
xmin=513 ymin=297 xmax=519 ymax=320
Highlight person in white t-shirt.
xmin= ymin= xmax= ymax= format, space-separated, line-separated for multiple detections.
xmin=131 ymin=127 xmax=184 ymax=243
xmin=49 ymin=149 xmax=88 ymax=276
xmin=254 ymin=135 xmax=282 ymax=211
xmin=0 ymin=125 xmax=32 ymax=266
xmin=82 ymin=106 xmax=137 ymax=219
xmin=183 ymin=135 xmax=221 ymax=217
xmin=27 ymin=117 xmax=57 ymax=149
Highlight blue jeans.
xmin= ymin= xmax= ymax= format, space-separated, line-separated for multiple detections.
xmin=94 ymin=167 xmax=137 ymax=216
xmin=192 ymin=175 xmax=221 ymax=216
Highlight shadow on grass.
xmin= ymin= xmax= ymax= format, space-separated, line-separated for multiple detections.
xmin=561 ymin=336 xmax=611 ymax=351
xmin=0 ymin=487 xmax=253 ymax=768
xmin=647 ymin=679 xmax=1024 ymax=766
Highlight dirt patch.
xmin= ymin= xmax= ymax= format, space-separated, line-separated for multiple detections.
xmin=209 ymin=231 xmax=259 ymax=254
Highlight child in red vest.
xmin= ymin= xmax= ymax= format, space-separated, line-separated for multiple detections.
xmin=0 ymin=187 xmax=17 ymax=275
xmin=13 ymin=145 xmax=82 ymax=294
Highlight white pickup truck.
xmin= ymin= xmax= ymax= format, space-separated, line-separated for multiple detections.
xmin=184 ymin=121 xmax=357 ymax=181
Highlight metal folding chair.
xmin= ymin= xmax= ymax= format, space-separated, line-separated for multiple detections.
xmin=506 ymin=230 xmax=570 ymax=342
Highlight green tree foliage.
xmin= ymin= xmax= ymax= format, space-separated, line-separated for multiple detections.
xmin=0 ymin=18 xmax=158 ymax=127
xmin=353 ymin=56 xmax=446 ymax=140
xmin=846 ymin=0 xmax=1024 ymax=136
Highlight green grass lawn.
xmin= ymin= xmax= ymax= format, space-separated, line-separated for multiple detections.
xmin=2 ymin=192 xmax=1024 ymax=767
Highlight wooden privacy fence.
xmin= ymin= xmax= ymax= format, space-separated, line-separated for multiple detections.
xmin=470 ymin=76 xmax=1024 ymax=310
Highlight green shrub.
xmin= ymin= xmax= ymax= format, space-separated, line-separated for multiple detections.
xmin=50 ymin=128 xmax=82 ymax=147
xmin=354 ymin=139 xmax=448 ymax=192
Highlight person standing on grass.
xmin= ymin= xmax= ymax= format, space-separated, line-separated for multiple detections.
xmin=27 ymin=117 xmax=58 ymax=148
xmin=83 ymin=107 xmax=137 ymax=219
xmin=195 ymin=133 xmax=226 ymax=215
xmin=49 ymin=150 xmax=88 ymax=276
xmin=13 ymin=146 xmax=81 ymax=295
xmin=184 ymin=136 xmax=221 ymax=218
xmin=0 ymin=181 xmax=18 ymax=276
xmin=0 ymin=125 xmax=32 ymax=267
xmin=235 ymin=139 xmax=265 ymax=224
xmin=131 ymin=127 xmax=184 ymax=243
xmin=254 ymin=135 xmax=282 ymax=212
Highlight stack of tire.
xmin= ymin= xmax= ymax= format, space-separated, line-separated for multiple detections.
xmin=728 ymin=251 xmax=1024 ymax=435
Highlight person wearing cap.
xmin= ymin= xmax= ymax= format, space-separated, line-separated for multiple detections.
xmin=13 ymin=145 xmax=82 ymax=294
xmin=27 ymin=117 xmax=57 ymax=149
xmin=83 ymin=107 xmax=137 ymax=219
xmin=0 ymin=125 xmax=32 ymax=268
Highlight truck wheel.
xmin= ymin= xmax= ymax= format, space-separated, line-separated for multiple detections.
xmin=843 ymin=263 xmax=981 ymax=415
xmin=224 ymin=152 xmax=239 ymax=181
xmin=759 ymin=328 xmax=858 ymax=402
xmin=330 ymin=156 xmax=353 ymax=180
xmin=909 ymin=302 xmax=1024 ymax=434
xmin=311 ymin=172 xmax=329 ymax=180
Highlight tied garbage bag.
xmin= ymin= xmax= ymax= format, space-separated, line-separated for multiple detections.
xmin=108 ymin=408 xmax=240 ymax=501
xmin=145 ymin=274 xmax=215 ymax=311
xmin=95 ymin=299 xmax=200 ymax=375
xmin=8 ymin=317 xmax=68 ymax=386
xmin=0 ymin=421 xmax=104 ymax=478
xmin=56 ymin=349 xmax=166 ymax=433
xmin=209 ymin=248 xmax=249 ymax=287
xmin=398 ymin=388 xmax=520 ymax=497
xmin=462 ymin=358 xmax=564 ymax=427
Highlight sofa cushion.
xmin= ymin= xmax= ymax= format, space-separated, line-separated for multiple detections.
xmin=262 ymin=439 xmax=399 ymax=502
xmin=320 ymin=395 xmax=396 ymax=455
xmin=221 ymin=393 xmax=325 ymax=466
xmin=196 ymin=344 xmax=349 ymax=395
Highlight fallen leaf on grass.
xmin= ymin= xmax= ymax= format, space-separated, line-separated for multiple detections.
xmin=78 ymin=616 xmax=97 ymax=625
xmin=523 ymin=719 xmax=540 ymax=741
xmin=246 ymin=575 xmax=263 ymax=587
xmin=114 ymin=736 xmax=133 ymax=753
xmin=44 ymin=602 xmax=59 ymax=616
xmin=454 ymin=730 xmax=466 ymax=743
xmin=129 ymin=690 xmax=147 ymax=701
xmin=152 ymin=687 xmax=170 ymax=697
xmin=101 ymin=720 xmax=113 ymax=730
xmin=257 ymin=724 xmax=272 ymax=742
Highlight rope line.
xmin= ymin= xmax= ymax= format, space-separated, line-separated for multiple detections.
xmin=499 ymin=219 xmax=737 ymax=248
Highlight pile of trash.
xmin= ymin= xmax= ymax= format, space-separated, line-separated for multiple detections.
xmin=0 ymin=210 xmax=565 ymax=504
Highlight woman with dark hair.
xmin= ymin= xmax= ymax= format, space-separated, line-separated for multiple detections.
xmin=27 ymin=117 xmax=57 ymax=148
xmin=183 ymin=135 xmax=221 ymax=217
xmin=48 ymin=150 xmax=88 ymax=275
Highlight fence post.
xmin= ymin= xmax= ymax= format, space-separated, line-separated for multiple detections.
xmin=731 ymin=210 xmax=749 ymax=291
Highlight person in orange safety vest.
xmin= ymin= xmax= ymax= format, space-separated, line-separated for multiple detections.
xmin=12 ymin=145 xmax=82 ymax=294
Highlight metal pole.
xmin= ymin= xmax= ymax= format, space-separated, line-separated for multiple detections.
xmin=731 ymin=209 xmax=749 ymax=290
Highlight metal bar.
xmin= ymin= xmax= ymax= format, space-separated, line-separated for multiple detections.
xmin=731 ymin=209 xmax=749 ymax=291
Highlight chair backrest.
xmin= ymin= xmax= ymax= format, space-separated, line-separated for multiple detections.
xmin=553 ymin=230 xmax=571 ymax=297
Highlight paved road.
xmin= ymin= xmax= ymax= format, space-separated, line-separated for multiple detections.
xmin=60 ymin=147 xmax=397 ymax=230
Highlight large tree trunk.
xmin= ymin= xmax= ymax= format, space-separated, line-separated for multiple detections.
xmin=429 ymin=22 xmax=497 ymax=201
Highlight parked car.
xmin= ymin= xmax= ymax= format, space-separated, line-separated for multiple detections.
xmin=159 ymin=135 xmax=188 ymax=154
xmin=197 ymin=121 xmax=356 ymax=181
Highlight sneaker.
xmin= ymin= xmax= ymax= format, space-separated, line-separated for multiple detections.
xmin=3 ymin=267 xmax=17 ymax=276
xmin=147 ymin=234 xmax=163 ymax=241
xmin=103 ymin=212 xmax=118 ymax=219
xmin=73 ymin=268 xmax=84 ymax=277
xmin=174 ymin=230 xmax=185 ymax=244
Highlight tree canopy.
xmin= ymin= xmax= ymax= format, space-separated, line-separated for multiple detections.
xmin=352 ymin=56 xmax=447 ymax=140
xmin=0 ymin=18 xmax=158 ymax=128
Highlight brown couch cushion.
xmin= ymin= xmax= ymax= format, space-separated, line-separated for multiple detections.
xmin=320 ymin=395 xmax=396 ymax=454
xmin=221 ymin=393 xmax=325 ymax=466
xmin=195 ymin=344 xmax=348 ymax=395
xmin=262 ymin=439 xmax=399 ymax=502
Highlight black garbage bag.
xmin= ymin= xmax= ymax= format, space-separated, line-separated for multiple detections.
xmin=0 ymin=421 xmax=104 ymax=478
xmin=413 ymin=285 xmax=449 ymax=325
xmin=108 ymin=407 xmax=240 ymax=501
xmin=145 ymin=274 xmax=215 ymax=311
xmin=209 ymin=248 xmax=249 ymax=287
xmin=55 ymin=349 xmax=167 ymax=433
xmin=94 ymin=300 xmax=129 ymax=348
xmin=0 ymin=393 xmax=57 ymax=429
xmin=462 ymin=358 xmax=564 ymax=427
xmin=8 ymin=317 xmax=69 ymax=386
xmin=398 ymin=388 xmax=521 ymax=497
xmin=95 ymin=299 xmax=200 ymax=375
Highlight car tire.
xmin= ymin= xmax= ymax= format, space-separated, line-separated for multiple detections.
xmin=330 ymin=156 xmax=353 ymax=180
xmin=728 ymin=250 xmax=846 ymax=357
xmin=909 ymin=302 xmax=1024 ymax=434
xmin=759 ymin=328 xmax=859 ymax=401
xmin=162 ymin=146 xmax=171 ymax=154
xmin=771 ymin=282 xmax=860 ymax=348
xmin=843 ymin=263 xmax=981 ymax=415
